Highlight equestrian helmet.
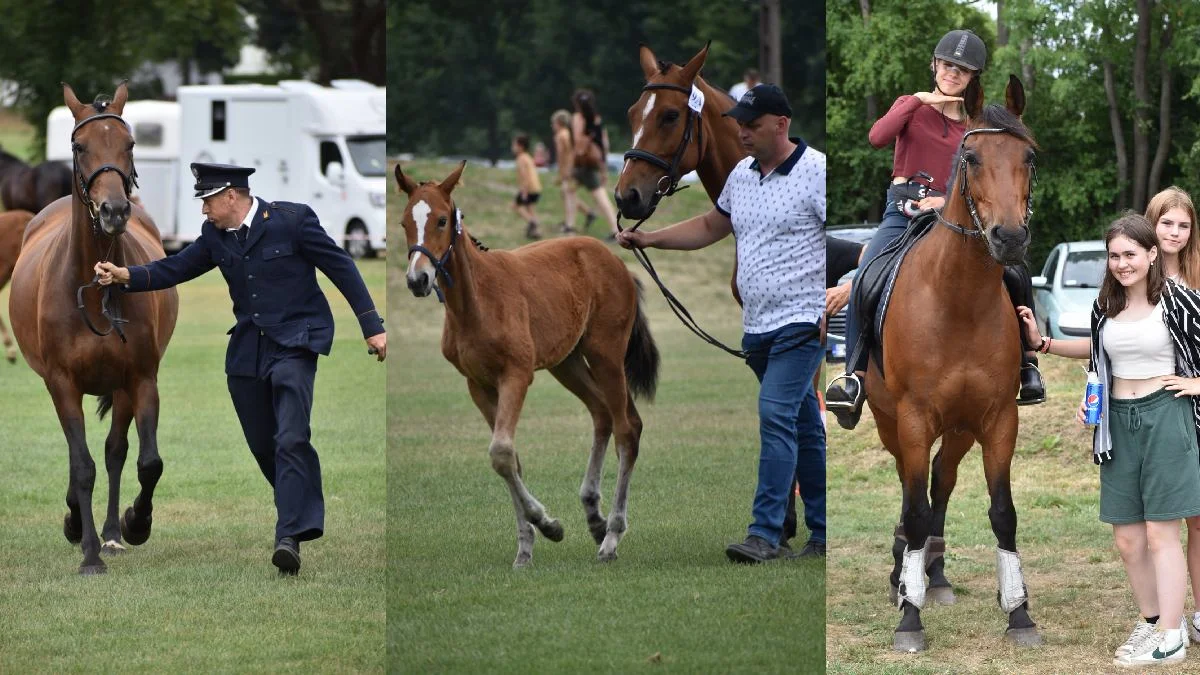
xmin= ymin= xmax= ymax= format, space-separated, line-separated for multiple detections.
xmin=934 ymin=29 xmax=987 ymax=72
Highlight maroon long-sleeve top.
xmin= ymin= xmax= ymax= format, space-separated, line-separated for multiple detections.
xmin=869 ymin=95 xmax=966 ymax=193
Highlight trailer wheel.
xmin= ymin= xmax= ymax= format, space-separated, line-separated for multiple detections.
xmin=344 ymin=220 xmax=374 ymax=259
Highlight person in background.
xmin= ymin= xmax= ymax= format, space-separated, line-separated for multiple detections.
xmin=571 ymin=89 xmax=620 ymax=239
xmin=729 ymin=68 xmax=761 ymax=102
xmin=512 ymin=133 xmax=543 ymax=240
xmin=550 ymin=109 xmax=597 ymax=235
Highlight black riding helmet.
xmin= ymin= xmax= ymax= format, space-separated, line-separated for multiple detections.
xmin=934 ymin=29 xmax=987 ymax=72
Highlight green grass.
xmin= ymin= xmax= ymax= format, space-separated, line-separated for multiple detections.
xmin=826 ymin=356 xmax=1171 ymax=674
xmin=0 ymin=110 xmax=37 ymax=161
xmin=0 ymin=259 xmax=386 ymax=673
xmin=388 ymin=160 xmax=824 ymax=673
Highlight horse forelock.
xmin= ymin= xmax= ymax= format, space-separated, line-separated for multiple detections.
xmin=975 ymin=105 xmax=1037 ymax=148
xmin=656 ymin=60 xmax=673 ymax=75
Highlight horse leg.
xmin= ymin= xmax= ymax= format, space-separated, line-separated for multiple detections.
xmin=874 ymin=407 xmax=910 ymax=605
xmin=0 ymin=314 xmax=16 ymax=364
xmin=122 ymin=379 xmax=163 ymax=546
xmin=925 ymin=430 xmax=974 ymax=605
xmin=893 ymin=409 xmax=936 ymax=652
xmin=585 ymin=352 xmax=640 ymax=562
xmin=490 ymin=374 xmax=562 ymax=568
xmin=468 ymin=379 xmax=535 ymax=568
xmin=982 ymin=414 xmax=1041 ymax=646
xmin=100 ymin=391 xmax=134 ymax=554
xmin=47 ymin=378 xmax=104 ymax=574
xmin=548 ymin=352 xmax=613 ymax=545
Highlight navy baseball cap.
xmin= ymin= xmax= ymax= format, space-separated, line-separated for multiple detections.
xmin=723 ymin=84 xmax=793 ymax=122
xmin=191 ymin=162 xmax=255 ymax=198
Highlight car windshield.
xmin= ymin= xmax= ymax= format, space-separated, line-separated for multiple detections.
xmin=1061 ymin=250 xmax=1105 ymax=288
xmin=345 ymin=135 xmax=386 ymax=177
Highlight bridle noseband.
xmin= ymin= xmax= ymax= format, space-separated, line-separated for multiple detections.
xmin=621 ymin=82 xmax=704 ymax=217
xmin=407 ymin=206 xmax=462 ymax=304
xmin=71 ymin=112 xmax=139 ymax=235
xmin=936 ymin=127 xmax=1036 ymax=240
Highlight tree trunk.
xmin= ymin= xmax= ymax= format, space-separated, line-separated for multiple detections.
xmin=1131 ymin=0 xmax=1151 ymax=212
xmin=293 ymin=0 xmax=337 ymax=84
xmin=759 ymin=0 xmax=782 ymax=87
xmin=1148 ymin=14 xmax=1173 ymax=198
xmin=351 ymin=0 xmax=386 ymax=84
xmin=860 ymin=0 xmax=881 ymax=222
xmin=1020 ymin=39 xmax=1034 ymax=91
xmin=1104 ymin=59 xmax=1129 ymax=211
xmin=997 ymin=0 xmax=1008 ymax=47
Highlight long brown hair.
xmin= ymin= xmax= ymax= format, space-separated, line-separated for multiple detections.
xmin=1145 ymin=186 xmax=1200 ymax=288
xmin=572 ymin=88 xmax=598 ymax=123
xmin=1098 ymin=212 xmax=1165 ymax=318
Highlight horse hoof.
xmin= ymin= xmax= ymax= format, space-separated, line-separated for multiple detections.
xmin=78 ymin=563 xmax=107 ymax=575
xmin=63 ymin=513 xmax=82 ymax=544
xmin=120 ymin=508 xmax=152 ymax=546
xmin=512 ymin=557 xmax=532 ymax=569
xmin=597 ymin=549 xmax=618 ymax=563
xmin=893 ymin=630 xmax=927 ymax=652
xmin=1006 ymin=627 xmax=1042 ymax=647
xmin=928 ymin=585 xmax=956 ymax=605
xmin=537 ymin=519 xmax=564 ymax=542
xmin=101 ymin=540 xmax=127 ymax=555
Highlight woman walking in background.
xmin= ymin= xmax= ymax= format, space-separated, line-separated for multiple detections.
xmin=571 ymin=89 xmax=620 ymax=239
xmin=550 ymin=109 xmax=596 ymax=234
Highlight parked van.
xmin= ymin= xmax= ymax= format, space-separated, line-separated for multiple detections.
xmin=47 ymin=80 xmax=387 ymax=258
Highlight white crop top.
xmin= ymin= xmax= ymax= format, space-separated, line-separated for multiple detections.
xmin=1103 ymin=302 xmax=1175 ymax=379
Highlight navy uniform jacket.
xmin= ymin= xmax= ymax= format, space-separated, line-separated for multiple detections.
xmin=125 ymin=199 xmax=384 ymax=377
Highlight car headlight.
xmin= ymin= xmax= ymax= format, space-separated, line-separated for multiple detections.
xmin=370 ymin=192 xmax=386 ymax=209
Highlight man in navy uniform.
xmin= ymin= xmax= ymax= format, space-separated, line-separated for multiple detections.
xmin=95 ymin=162 xmax=387 ymax=575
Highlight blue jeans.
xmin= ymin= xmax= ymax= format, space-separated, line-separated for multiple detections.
xmin=844 ymin=198 xmax=910 ymax=372
xmin=742 ymin=322 xmax=825 ymax=546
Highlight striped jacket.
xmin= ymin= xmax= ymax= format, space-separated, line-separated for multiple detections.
xmin=1088 ymin=279 xmax=1200 ymax=464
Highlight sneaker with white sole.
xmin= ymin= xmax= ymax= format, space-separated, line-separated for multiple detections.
xmin=1115 ymin=620 xmax=1157 ymax=658
xmin=1114 ymin=627 xmax=1186 ymax=668
xmin=1190 ymin=612 xmax=1200 ymax=644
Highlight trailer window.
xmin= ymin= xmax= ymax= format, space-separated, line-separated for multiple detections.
xmin=320 ymin=141 xmax=343 ymax=173
xmin=211 ymin=101 xmax=226 ymax=141
xmin=134 ymin=123 xmax=163 ymax=148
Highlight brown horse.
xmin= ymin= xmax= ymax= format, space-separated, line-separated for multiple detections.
xmin=397 ymin=161 xmax=659 ymax=567
xmin=0 ymin=147 xmax=73 ymax=214
xmin=0 ymin=210 xmax=34 ymax=363
xmin=10 ymin=83 xmax=178 ymax=575
xmin=867 ymin=76 xmax=1041 ymax=651
xmin=614 ymin=43 xmax=746 ymax=303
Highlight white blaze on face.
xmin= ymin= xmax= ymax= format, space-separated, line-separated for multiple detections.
xmin=621 ymin=93 xmax=656 ymax=179
xmin=408 ymin=200 xmax=432 ymax=272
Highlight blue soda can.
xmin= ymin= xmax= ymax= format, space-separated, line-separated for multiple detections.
xmin=1083 ymin=372 xmax=1103 ymax=426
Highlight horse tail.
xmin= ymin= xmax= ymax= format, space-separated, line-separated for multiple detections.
xmin=624 ymin=278 xmax=660 ymax=402
xmin=96 ymin=394 xmax=113 ymax=420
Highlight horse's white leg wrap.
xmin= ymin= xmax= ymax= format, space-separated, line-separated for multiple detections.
xmin=898 ymin=542 xmax=929 ymax=609
xmin=996 ymin=547 xmax=1029 ymax=613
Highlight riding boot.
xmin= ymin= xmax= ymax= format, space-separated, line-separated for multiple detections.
xmin=1018 ymin=354 xmax=1046 ymax=406
xmin=825 ymin=372 xmax=864 ymax=430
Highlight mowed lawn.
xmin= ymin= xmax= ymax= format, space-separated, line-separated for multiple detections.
xmin=826 ymin=355 xmax=1178 ymax=674
xmin=388 ymin=160 xmax=824 ymax=673
xmin=0 ymin=259 xmax=386 ymax=672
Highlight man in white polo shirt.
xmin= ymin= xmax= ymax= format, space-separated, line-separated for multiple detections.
xmin=618 ymin=84 xmax=826 ymax=562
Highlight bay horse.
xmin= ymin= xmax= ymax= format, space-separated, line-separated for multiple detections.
xmin=614 ymin=43 xmax=746 ymax=303
xmin=397 ymin=161 xmax=660 ymax=567
xmin=10 ymin=83 xmax=178 ymax=575
xmin=868 ymin=75 xmax=1041 ymax=650
xmin=0 ymin=210 xmax=35 ymax=363
xmin=0 ymin=147 xmax=73 ymax=214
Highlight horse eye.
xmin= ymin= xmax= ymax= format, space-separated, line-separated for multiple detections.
xmin=663 ymin=110 xmax=679 ymax=124
xmin=963 ymin=152 xmax=979 ymax=166
xmin=72 ymin=142 xmax=83 ymax=153
xmin=437 ymin=216 xmax=448 ymax=228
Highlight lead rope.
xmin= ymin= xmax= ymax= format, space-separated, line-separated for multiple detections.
xmin=76 ymin=236 xmax=128 ymax=343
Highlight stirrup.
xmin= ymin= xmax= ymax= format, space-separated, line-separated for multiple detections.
xmin=1016 ymin=364 xmax=1046 ymax=406
xmin=825 ymin=372 xmax=863 ymax=411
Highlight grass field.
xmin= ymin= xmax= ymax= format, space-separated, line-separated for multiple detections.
xmin=824 ymin=355 xmax=1191 ymax=673
xmin=387 ymin=160 xmax=825 ymax=673
xmin=0 ymin=258 xmax=386 ymax=672
xmin=0 ymin=109 xmax=37 ymax=161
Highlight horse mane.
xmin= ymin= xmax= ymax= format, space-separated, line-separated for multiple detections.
xmin=91 ymin=94 xmax=112 ymax=113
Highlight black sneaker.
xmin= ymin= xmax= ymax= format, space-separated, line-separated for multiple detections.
xmin=725 ymin=535 xmax=780 ymax=564
xmin=272 ymin=537 xmax=301 ymax=576
xmin=826 ymin=373 xmax=864 ymax=430
xmin=584 ymin=212 xmax=597 ymax=231
xmin=797 ymin=540 xmax=826 ymax=558
xmin=1017 ymin=359 xmax=1046 ymax=406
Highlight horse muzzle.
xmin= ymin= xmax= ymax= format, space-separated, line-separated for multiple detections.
xmin=614 ymin=186 xmax=655 ymax=221
xmin=406 ymin=268 xmax=434 ymax=298
xmin=98 ymin=199 xmax=131 ymax=236
xmin=986 ymin=224 xmax=1031 ymax=266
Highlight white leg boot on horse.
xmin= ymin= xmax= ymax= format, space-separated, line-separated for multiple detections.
xmin=895 ymin=540 xmax=930 ymax=652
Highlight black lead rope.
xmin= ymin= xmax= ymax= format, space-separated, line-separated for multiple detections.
xmin=76 ymin=236 xmax=128 ymax=343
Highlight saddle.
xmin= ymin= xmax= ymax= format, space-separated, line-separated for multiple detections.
xmin=846 ymin=210 xmax=939 ymax=375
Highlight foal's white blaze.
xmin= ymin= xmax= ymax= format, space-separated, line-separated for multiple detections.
xmin=621 ymin=93 xmax=656 ymax=179
xmin=408 ymin=199 xmax=431 ymax=272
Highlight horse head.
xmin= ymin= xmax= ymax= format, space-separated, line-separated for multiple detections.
xmin=948 ymin=75 xmax=1036 ymax=266
xmin=63 ymin=81 xmax=137 ymax=236
xmin=396 ymin=161 xmax=465 ymax=298
xmin=615 ymin=43 xmax=712 ymax=220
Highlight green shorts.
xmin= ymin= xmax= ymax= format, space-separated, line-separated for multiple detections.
xmin=1100 ymin=387 xmax=1200 ymax=524
xmin=573 ymin=166 xmax=602 ymax=191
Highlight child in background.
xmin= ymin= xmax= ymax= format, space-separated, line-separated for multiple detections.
xmin=512 ymin=133 xmax=542 ymax=239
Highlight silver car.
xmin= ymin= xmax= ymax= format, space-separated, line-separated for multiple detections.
xmin=1032 ymin=240 xmax=1105 ymax=339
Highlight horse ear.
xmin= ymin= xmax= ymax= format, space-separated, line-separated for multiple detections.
xmin=110 ymin=80 xmax=129 ymax=115
xmin=679 ymin=41 xmax=711 ymax=85
xmin=395 ymin=164 xmax=417 ymax=196
xmin=638 ymin=44 xmax=658 ymax=80
xmin=964 ymin=79 xmax=985 ymax=120
xmin=62 ymin=83 xmax=85 ymax=117
xmin=1005 ymin=74 xmax=1026 ymax=118
xmin=439 ymin=160 xmax=467 ymax=194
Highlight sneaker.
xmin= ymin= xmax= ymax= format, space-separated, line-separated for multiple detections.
xmin=1114 ymin=627 xmax=1186 ymax=668
xmin=825 ymin=372 xmax=864 ymax=430
xmin=1017 ymin=359 xmax=1046 ymax=406
xmin=584 ymin=212 xmax=597 ymax=231
xmin=725 ymin=535 xmax=780 ymax=564
xmin=1190 ymin=612 xmax=1200 ymax=644
xmin=1115 ymin=620 xmax=1157 ymax=658
xmin=525 ymin=222 xmax=542 ymax=240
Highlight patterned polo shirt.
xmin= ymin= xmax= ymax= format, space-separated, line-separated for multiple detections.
xmin=716 ymin=137 xmax=826 ymax=334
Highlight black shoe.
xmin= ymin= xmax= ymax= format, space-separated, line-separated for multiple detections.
xmin=797 ymin=540 xmax=826 ymax=558
xmin=825 ymin=373 xmax=864 ymax=430
xmin=778 ymin=540 xmax=799 ymax=560
xmin=272 ymin=537 xmax=301 ymax=575
xmin=584 ymin=212 xmax=597 ymax=231
xmin=725 ymin=535 xmax=780 ymax=564
xmin=1017 ymin=358 xmax=1046 ymax=406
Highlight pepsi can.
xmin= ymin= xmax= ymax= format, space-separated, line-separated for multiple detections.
xmin=1083 ymin=371 xmax=1103 ymax=426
